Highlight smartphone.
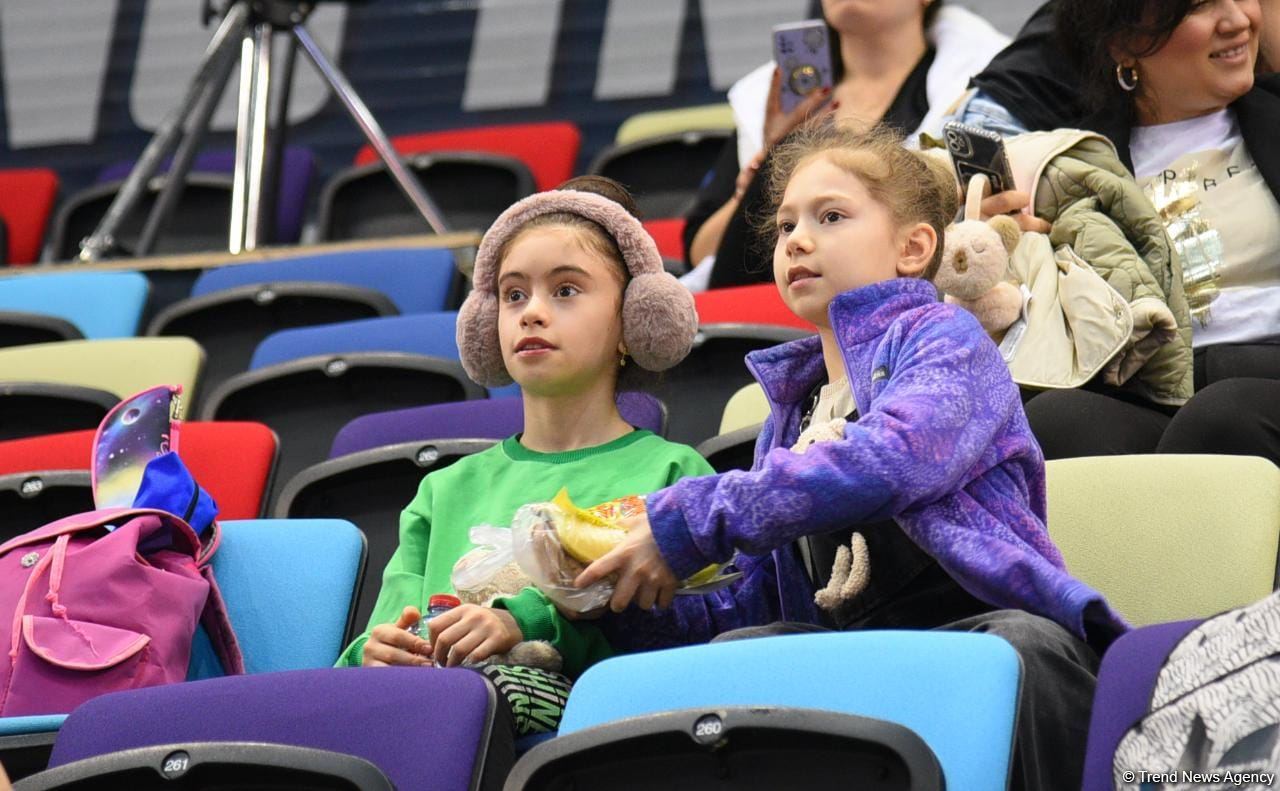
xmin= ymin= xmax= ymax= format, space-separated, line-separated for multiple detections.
xmin=943 ymin=121 xmax=1016 ymax=195
xmin=772 ymin=20 xmax=835 ymax=114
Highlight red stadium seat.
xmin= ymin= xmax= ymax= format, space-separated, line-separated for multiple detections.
xmin=694 ymin=284 xmax=816 ymax=333
xmin=642 ymin=218 xmax=685 ymax=262
xmin=352 ymin=122 xmax=581 ymax=192
xmin=0 ymin=168 xmax=58 ymax=265
xmin=0 ymin=422 xmax=278 ymax=520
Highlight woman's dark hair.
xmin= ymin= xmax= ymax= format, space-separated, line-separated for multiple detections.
xmin=1055 ymin=0 xmax=1197 ymax=123
xmin=827 ymin=0 xmax=945 ymax=81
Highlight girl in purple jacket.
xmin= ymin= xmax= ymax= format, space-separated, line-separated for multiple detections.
xmin=576 ymin=122 xmax=1125 ymax=791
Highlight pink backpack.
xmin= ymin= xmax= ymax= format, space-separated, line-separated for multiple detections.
xmin=0 ymin=507 xmax=244 ymax=716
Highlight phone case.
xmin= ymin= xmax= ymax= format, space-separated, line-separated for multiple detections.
xmin=943 ymin=121 xmax=1016 ymax=195
xmin=773 ymin=20 xmax=834 ymax=114
xmin=92 ymin=384 xmax=181 ymax=509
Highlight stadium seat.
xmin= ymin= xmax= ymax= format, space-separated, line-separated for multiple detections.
xmin=273 ymin=439 xmax=497 ymax=635
xmin=613 ymin=104 xmax=734 ymax=146
xmin=0 ymin=518 xmax=366 ymax=782
xmin=26 ymin=666 xmax=509 ymax=791
xmin=0 ymin=168 xmax=58 ymax=265
xmin=202 ymin=314 xmax=485 ymax=503
xmin=248 ymin=311 xmax=463 ymax=370
xmin=186 ymin=247 xmax=456 ymax=312
xmin=0 ymin=311 xmax=82 ymax=349
xmin=588 ymin=129 xmax=732 ymax=219
xmin=642 ymin=217 xmax=686 ymax=262
xmin=693 ymin=283 xmax=817 ymax=333
xmin=0 ymin=422 xmax=278 ymax=526
xmin=95 ymin=147 xmax=315 ymax=244
xmin=317 ymin=151 xmax=535 ymax=240
xmin=0 ymin=271 xmax=149 ymax=347
xmin=18 ymin=742 xmax=393 ymax=790
xmin=510 ymin=631 xmax=1019 ymax=790
xmin=0 ymin=470 xmax=94 ymax=545
xmin=0 ymin=338 xmax=203 ymax=440
xmin=657 ymin=328 xmax=806 ymax=447
xmin=48 ymin=175 xmax=236 ymax=261
xmin=718 ymin=383 xmax=769 ymax=434
xmin=1079 ymin=618 xmax=1202 ymax=791
xmin=147 ymin=249 xmax=456 ymax=406
xmin=694 ymin=383 xmax=769 ymax=472
xmin=352 ymin=121 xmax=582 ymax=193
xmin=327 ymin=391 xmax=666 ymax=459
xmin=1045 ymin=454 xmax=1280 ymax=626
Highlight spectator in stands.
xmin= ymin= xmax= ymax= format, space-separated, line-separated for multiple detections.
xmin=1015 ymin=0 xmax=1280 ymax=464
xmin=955 ymin=0 xmax=1280 ymax=137
xmin=682 ymin=0 xmax=1008 ymax=290
xmin=336 ymin=177 xmax=713 ymax=734
xmin=577 ymin=122 xmax=1123 ymax=791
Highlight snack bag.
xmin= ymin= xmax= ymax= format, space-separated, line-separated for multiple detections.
xmin=510 ymin=488 xmax=739 ymax=614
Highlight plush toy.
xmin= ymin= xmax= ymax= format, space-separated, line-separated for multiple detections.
xmin=935 ymin=213 xmax=1024 ymax=337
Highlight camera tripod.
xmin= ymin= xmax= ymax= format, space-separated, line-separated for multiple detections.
xmin=77 ymin=0 xmax=447 ymax=262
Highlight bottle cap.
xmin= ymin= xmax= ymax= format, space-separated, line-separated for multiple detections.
xmin=428 ymin=594 xmax=462 ymax=611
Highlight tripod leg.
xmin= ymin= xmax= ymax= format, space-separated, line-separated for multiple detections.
xmin=244 ymin=23 xmax=273 ymax=251
xmin=229 ymin=24 xmax=261 ymax=254
xmin=292 ymin=24 xmax=449 ymax=235
xmin=135 ymin=23 xmax=242 ymax=257
xmin=78 ymin=2 xmax=250 ymax=262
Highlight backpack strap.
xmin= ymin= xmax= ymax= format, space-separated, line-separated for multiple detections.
xmin=193 ymin=521 xmax=246 ymax=675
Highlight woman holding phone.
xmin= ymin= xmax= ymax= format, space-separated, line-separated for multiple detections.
xmin=682 ymin=0 xmax=1008 ymax=290
xmin=1022 ymin=0 xmax=1280 ymax=466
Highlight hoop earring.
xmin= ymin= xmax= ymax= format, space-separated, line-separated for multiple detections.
xmin=1116 ymin=64 xmax=1139 ymax=92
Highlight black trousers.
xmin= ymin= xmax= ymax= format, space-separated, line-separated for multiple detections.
xmin=1024 ymin=343 xmax=1280 ymax=463
xmin=714 ymin=610 xmax=1099 ymax=791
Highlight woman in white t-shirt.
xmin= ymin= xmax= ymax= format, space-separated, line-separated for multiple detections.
xmin=1026 ymin=0 xmax=1280 ymax=465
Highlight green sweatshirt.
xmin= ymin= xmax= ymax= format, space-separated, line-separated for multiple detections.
xmin=336 ymin=428 xmax=713 ymax=676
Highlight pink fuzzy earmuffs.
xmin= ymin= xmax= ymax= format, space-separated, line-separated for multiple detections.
xmin=456 ymin=190 xmax=698 ymax=388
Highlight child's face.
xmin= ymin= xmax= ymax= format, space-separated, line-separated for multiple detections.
xmin=772 ymin=155 xmax=925 ymax=328
xmin=496 ymin=226 xmax=626 ymax=397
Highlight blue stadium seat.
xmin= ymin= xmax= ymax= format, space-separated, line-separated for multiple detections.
xmin=190 ymin=247 xmax=456 ymax=315
xmin=0 ymin=518 xmax=366 ymax=781
xmin=249 ymin=312 xmax=461 ymax=370
xmin=0 ymin=271 xmax=148 ymax=347
xmin=146 ymin=248 xmax=459 ymax=407
xmin=513 ymin=631 xmax=1021 ymax=790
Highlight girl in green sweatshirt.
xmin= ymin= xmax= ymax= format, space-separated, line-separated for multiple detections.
xmin=337 ymin=176 xmax=712 ymax=689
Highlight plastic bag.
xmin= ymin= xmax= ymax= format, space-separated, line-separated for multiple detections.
xmin=510 ymin=489 xmax=741 ymax=614
xmin=511 ymin=500 xmax=615 ymax=614
xmin=451 ymin=524 xmax=517 ymax=597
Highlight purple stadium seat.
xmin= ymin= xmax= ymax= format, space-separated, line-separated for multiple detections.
xmin=329 ymin=391 xmax=669 ymax=458
xmin=97 ymin=147 xmax=315 ymax=243
xmin=40 ymin=667 xmax=512 ymax=791
xmin=1080 ymin=619 xmax=1202 ymax=791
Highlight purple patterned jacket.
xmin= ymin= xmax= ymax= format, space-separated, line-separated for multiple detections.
xmin=602 ymin=278 xmax=1127 ymax=652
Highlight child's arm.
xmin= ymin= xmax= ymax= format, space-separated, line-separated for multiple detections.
xmin=335 ymin=481 xmax=436 ymax=667
xmin=648 ymin=306 xmax=1027 ymax=579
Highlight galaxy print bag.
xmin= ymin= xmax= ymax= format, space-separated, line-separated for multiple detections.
xmin=0 ymin=386 xmax=243 ymax=716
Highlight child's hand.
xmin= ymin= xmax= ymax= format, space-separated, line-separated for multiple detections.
xmin=427 ymin=604 xmax=523 ymax=667
xmin=362 ymin=606 xmax=434 ymax=667
xmin=574 ymin=513 xmax=678 ymax=612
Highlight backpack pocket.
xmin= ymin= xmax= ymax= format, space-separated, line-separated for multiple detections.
xmin=2 ymin=615 xmax=153 ymax=716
